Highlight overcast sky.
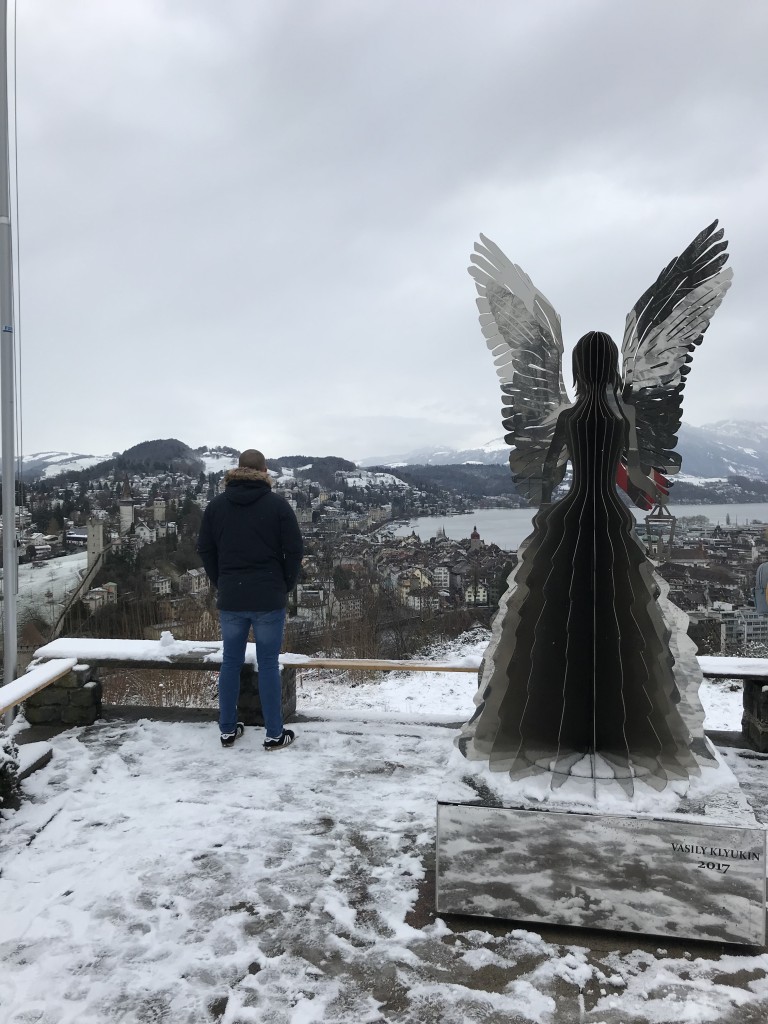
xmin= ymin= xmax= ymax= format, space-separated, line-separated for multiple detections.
xmin=10 ymin=0 xmax=768 ymax=462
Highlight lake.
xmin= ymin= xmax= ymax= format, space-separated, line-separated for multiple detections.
xmin=390 ymin=503 xmax=768 ymax=551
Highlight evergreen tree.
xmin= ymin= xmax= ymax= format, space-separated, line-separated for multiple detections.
xmin=0 ymin=728 xmax=20 ymax=807
xmin=333 ymin=565 xmax=352 ymax=591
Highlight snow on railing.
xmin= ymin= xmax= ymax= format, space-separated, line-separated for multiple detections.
xmin=11 ymin=637 xmax=766 ymax=724
xmin=31 ymin=635 xmax=483 ymax=674
xmin=0 ymin=658 xmax=78 ymax=716
xmin=31 ymin=637 xmax=768 ymax=681
xmin=698 ymin=656 xmax=768 ymax=679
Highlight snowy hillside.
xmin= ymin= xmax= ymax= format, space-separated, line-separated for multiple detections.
xmin=15 ymin=551 xmax=88 ymax=624
xmin=676 ymin=422 xmax=768 ymax=479
xmin=13 ymin=421 xmax=768 ymax=485
xmin=195 ymin=447 xmax=239 ymax=474
xmin=708 ymin=420 xmax=768 ymax=444
xmin=5 ymin=452 xmax=113 ymax=481
xmin=362 ymin=422 xmax=768 ymax=481
xmin=360 ymin=439 xmax=510 ymax=468
xmin=40 ymin=455 xmax=111 ymax=479
xmin=343 ymin=470 xmax=409 ymax=489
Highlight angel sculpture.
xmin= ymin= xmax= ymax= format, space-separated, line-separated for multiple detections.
xmin=458 ymin=221 xmax=732 ymax=794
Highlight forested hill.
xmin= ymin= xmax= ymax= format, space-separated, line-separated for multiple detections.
xmin=269 ymin=454 xmax=356 ymax=486
xmin=115 ymin=439 xmax=204 ymax=475
xmin=381 ymin=463 xmax=519 ymax=501
xmin=377 ymin=464 xmax=768 ymax=506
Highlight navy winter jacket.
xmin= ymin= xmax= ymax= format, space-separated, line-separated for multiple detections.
xmin=196 ymin=469 xmax=304 ymax=612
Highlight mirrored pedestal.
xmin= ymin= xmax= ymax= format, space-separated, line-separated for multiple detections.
xmin=437 ymin=800 xmax=766 ymax=946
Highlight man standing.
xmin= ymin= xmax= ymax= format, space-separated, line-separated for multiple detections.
xmin=197 ymin=449 xmax=303 ymax=750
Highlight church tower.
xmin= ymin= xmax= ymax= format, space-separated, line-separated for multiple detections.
xmin=87 ymin=517 xmax=104 ymax=571
xmin=119 ymin=479 xmax=135 ymax=535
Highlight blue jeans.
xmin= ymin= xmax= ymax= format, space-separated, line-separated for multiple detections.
xmin=218 ymin=608 xmax=286 ymax=738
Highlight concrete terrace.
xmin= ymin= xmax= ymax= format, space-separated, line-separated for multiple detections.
xmin=2 ymin=711 xmax=768 ymax=1024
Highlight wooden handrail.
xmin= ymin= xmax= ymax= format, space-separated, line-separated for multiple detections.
xmin=29 ymin=639 xmax=768 ymax=682
xmin=31 ymin=638 xmax=483 ymax=673
xmin=281 ymin=657 xmax=480 ymax=672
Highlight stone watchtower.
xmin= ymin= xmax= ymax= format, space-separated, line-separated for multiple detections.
xmin=119 ymin=479 xmax=135 ymax=535
xmin=86 ymin=517 xmax=104 ymax=571
xmin=470 ymin=525 xmax=481 ymax=552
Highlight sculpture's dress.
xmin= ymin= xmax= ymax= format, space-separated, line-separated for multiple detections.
xmin=460 ymin=333 xmax=697 ymax=788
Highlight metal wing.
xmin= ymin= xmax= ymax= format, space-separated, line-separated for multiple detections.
xmin=468 ymin=234 xmax=571 ymax=505
xmin=621 ymin=220 xmax=732 ymax=486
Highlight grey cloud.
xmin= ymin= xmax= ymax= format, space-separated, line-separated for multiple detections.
xmin=10 ymin=0 xmax=767 ymax=460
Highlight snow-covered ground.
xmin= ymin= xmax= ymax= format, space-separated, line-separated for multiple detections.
xmin=3 ymin=714 xmax=767 ymax=1023
xmin=296 ymin=628 xmax=745 ymax=733
xmin=13 ymin=551 xmax=88 ymax=625
xmin=1 ymin=631 xmax=766 ymax=1022
xmin=199 ymin=450 xmax=239 ymax=475
xmin=700 ymin=675 xmax=748 ymax=731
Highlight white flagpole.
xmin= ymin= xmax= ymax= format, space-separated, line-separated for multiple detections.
xmin=0 ymin=0 xmax=18 ymax=721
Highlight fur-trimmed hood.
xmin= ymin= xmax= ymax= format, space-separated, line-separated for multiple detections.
xmin=197 ymin=464 xmax=304 ymax=611
xmin=224 ymin=467 xmax=272 ymax=487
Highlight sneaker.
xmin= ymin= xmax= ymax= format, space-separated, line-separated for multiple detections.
xmin=263 ymin=729 xmax=295 ymax=751
xmin=220 ymin=723 xmax=245 ymax=748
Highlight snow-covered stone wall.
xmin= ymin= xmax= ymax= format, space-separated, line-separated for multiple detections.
xmin=24 ymin=664 xmax=102 ymax=727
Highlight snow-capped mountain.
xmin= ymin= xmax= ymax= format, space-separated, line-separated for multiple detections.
xmin=11 ymin=421 xmax=768 ymax=485
xmin=676 ymin=422 xmax=768 ymax=479
xmin=11 ymin=451 xmax=113 ymax=481
xmin=706 ymin=420 xmax=768 ymax=444
xmin=362 ymin=422 xmax=768 ymax=481
xmin=360 ymin=439 xmax=510 ymax=468
xmin=2 ymin=444 xmax=239 ymax=481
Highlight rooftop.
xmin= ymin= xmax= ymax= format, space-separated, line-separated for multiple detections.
xmin=1 ymin=645 xmax=767 ymax=1022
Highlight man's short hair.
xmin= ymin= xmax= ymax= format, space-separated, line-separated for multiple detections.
xmin=239 ymin=449 xmax=267 ymax=471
